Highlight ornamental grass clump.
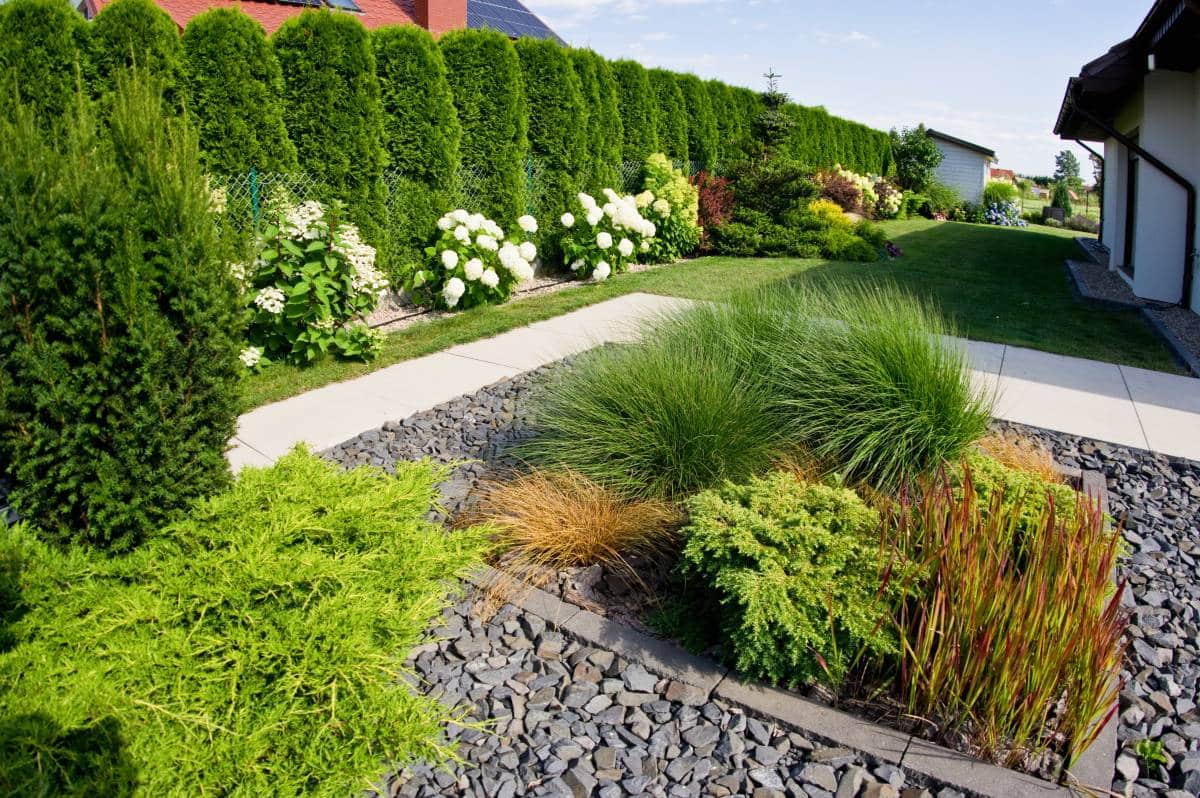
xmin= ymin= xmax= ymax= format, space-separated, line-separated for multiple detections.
xmin=475 ymin=468 xmax=681 ymax=587
xmin=889 ymin=462 xmax=1125 ymax=770
xmin=679 ymin=471 xmax=900 ymax=688
xmin=0 ymin=448 xmax=490 ymax=797
xmin=240 ymin=200 xmax=388 ymax=368
xmin=760 ymin=282 xmax=995 ymax=490
xmin=408 ymin=209 xmax=537 ymax=309
xmin=560 ymin=189 xmax=655 ymax=280
xmin=520 ymin=298 xmax=792 ymax=499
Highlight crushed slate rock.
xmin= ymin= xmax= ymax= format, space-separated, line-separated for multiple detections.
xmin=377 ymin=594 xmax=950 ymax=798
xmin=328 ymin=368 xmax=1200 ymax=797
xmin=1144 ymin=306 xmax=1200 ymax=375
xmin=1066 ymin=259 xmax=1144 ymax=308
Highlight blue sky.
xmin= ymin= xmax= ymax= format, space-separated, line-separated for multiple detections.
xmin=529 ymin=0 xmax=1151 ymax=179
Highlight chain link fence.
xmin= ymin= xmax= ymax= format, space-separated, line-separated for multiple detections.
xmin=213 ymin=159 xmax=703 ymax=229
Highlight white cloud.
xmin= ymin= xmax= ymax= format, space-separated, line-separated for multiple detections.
xmin=813 ymin=29 xmax=879 ymax=47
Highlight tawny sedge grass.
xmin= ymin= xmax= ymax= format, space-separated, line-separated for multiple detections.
xmin=975 ymin=431 xmax=1065 ymax=484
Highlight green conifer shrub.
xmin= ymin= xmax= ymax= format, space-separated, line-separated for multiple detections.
xmin=181 ymin=8 xmax=296 ymax=175
xmin=675 ymin=73 xmax=718 ymax=170
xmin=440 ymin=28 xmax=528 ymax=225
xmin=272 ymin=11 xmax=387 ymax=261
xmin=570 ymin=48 xmax=623 ymax=192
xmin=610 ymin=59 xmax=658 ymax=170
xmin=373 ymin=25 xmax=461 ymax=281
xmin=0 ymin=0 xmax=90 ymax=123
xmin=0 ymin=75 xmax=242 ymax=550
xmin=516 ymin=37 xmax=588 ymax=264
xmin=89 ymin=0 xmax=184 ymax=103
xmin=648 ymin=69 xmax=688 ymax=163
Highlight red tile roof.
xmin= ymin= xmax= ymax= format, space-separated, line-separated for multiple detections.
xmin=87 ymin=0 xmax=418 ymax=33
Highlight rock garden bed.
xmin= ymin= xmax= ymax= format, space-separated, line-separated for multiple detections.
xmin=325 ymin=355 xmax=1200 ymax=797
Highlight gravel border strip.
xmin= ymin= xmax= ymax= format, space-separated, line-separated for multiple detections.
xmin=468 ymin=556 xmax=1112 ymax=798
xmin=1142 ymin=309 xmax=1200 ymax=378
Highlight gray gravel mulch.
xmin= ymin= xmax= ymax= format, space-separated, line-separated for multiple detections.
xmin=325 ymin=370 xmax=1200 ymax=797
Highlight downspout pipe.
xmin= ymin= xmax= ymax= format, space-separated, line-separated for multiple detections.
xmin=1075 ymin=139 xmax=1104 ymax=243
xmin=1067 ymin=92 xmax=1196 ymax=308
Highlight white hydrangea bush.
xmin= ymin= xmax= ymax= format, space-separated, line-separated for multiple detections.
xmin=239 ymin=200 xmax=387 ymax=368
xmin=560 ymin=189 xmax=655 ymax=281
xmin=408 ymin=209 xmax=537 ymax=310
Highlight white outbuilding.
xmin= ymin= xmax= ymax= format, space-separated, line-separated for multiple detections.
xmin=927 ymin=129 xmax=996 ymax=205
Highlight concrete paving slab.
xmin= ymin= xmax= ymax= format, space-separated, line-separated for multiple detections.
xmin=1119 ymin=365 xmax=1200 ymax=461
xmin=993 ymin=346 xmax=1149 ymax=450
xmin=938 ymin=336 xmax=1006 ymax=374
xmin=363 ymin=351 xmax=519 ymax=412
xmin=226 ymin=438 xmax=273 ymax=470
xmin=447 ymin=325 xmax=594 ymax=371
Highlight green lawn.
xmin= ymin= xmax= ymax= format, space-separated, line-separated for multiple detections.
xmin=241 ymin=219 xmax=1180 ymax=410
xmin=1022 ymin=193 xmax=1100 ymax=221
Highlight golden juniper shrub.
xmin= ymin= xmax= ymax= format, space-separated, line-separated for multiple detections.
xmin=680 ymin=471 xmax=898 ymax=688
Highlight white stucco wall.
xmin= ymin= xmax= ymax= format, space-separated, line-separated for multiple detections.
xmin=931 ymin=139 xmax=990 ymax=204
xmin=1130 ymin=69 xmax=1196 ymax=306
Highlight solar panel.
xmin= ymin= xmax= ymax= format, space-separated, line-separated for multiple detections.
xmin=467 ymin=0 xmax=564 ymax=44
xmin=324 ymin=0 xmax=362 ymax=12
xmin=277 ymin=0 xmax=322 ymax=7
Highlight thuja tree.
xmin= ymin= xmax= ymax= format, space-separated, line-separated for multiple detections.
xmin=610 ymin=59 xmax=658 ymax=168
xmin=570 ymin=48 xmax=623 ymax=192
xmin=441 ymin=28 xmax=528 ymax=225
xmin=705 ymin=79 xmax=736 ymax=164
xmin=0 ymin=0 xmax=90 ymax=124
xmin=182 ymin=8 xmax=296 ymax=175
xmin=90 ymin=0 xmax=185 ymax=104
xmin=648 ymin=69 xmax=688 ymax=163
xmin=676 ymin=73 xmax=718 ymax=170
xmin=373 ymin=25 xmax=461 ymax=280
xmin=516 ymin=37 xmax=587 ymax=263
xmin=273 ymin=12 xmax=387 ymax=251
xmin=0 ymin=75 xmax=242 ymax=549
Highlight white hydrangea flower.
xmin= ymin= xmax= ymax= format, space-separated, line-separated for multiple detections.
xmin=451 ymin=209 xmax=469 ymax=223
xmin=465 ymin=214 xmax=482 ymax=232
xmin=441 ymin=249 xmax=459 ymax=269
xmin=643 ymin=221 xmax=657 ymax=238
xmin=228 ymin=261 xmax=247 ymax=284
xmin=618 ymin=238 xmax=634 ymax=258
xmin=454 ymin=225 xmax=471 ymax=243
xmin=515 ymin=261 xmax=535 ymax=281
xmin=596 ymin=232 xmax=613 ymax=250
xmin=640 ymin=240 xmax=651 ymax=252
xmin=437 ymin=215 xmax=453 ymax=231
xmin=601 ymin=202 xmax=616 ymax=218
xmin=498 ymin=242 xmax=523 ymax=273
xmin=443 ymin=276 xmax=466 ymax=307
xmin=463 ymin=258 xmax=484 ymax=281
xmin=477 ymin=234 xmax=499 ymax=252
xmin=578 ymin=192 xmax=598 ymax=211
xmin=561 ymin=212 xmax=575 ymax=228
xmin=569 ymin=259 xmax=584 ymax=272
xmin=519 ymin=241 xmax=537 ymax=262
xmin=518 ymin=215 xmax=538 ymax=233
xmin=653 ymin=198 xmax=671 ymax=216
xmin=481 ymin=268 xmax=500 ymax=288
xmin=239 ymin=346 xmax=261 ymax=368
xmin=593 ymin=261 xmax=611 ymax=281
xmin=484 ymin=219 xmax=504 ymax=238
xmin=635 ymin=191 xmax=654 ymax=208
xmin=586 ymin=207 xmax=604 ymax=227
xmin=253 ymin=286 xmax=285 ymax=315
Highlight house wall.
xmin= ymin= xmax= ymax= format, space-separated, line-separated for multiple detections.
xmin=1130 ymin=69 xmax=1196 ymax=306
xmin=1102 ymin=88 xmax=1143 ymax=274
xmin=932 ymin=140 xmax=989 ymax=204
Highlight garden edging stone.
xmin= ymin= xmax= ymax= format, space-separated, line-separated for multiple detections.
xmin=469 ymin=563 xmax=1107 ymax=798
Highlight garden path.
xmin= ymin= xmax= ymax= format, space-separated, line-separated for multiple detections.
xmin=228 ymin=292 xmax=1200 ymax=470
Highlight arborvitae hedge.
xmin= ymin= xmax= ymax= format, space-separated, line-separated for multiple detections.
xmin=182 ymin=9 xmax=296 ymax=175
xmin=90 ymin=0 xmax=185 ymax=103
xmin=440 ymin=28 xmax=528 ymax=224
xmin=570 ymin=48 xmax=623 ymax=192
xmin=610 ymin=59 xmax=658 ymax=168
xmin=648 ymin=69 xmax=688 ymax=163
xmin=782 ymin=105 xmax=890 ymax=174
xmin=675 ymin=73 xmax=718 ymax=170
xmin=516 ymin=37 xmax=587 ymax=261
xmin=0 ymin=75 xmax=242 ymax=549
xmin=272 ymin=11 xmax=386 ymax=248
xmin=0 ymin=0 xmax=90 ymax=124
xmin=705 ymin=79 xmax=735 ymax=164
xmin=373 ymin=25 xmax=461 ymax=279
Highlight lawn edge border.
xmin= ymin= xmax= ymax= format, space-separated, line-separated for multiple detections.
xmin=1141 ymin=307 xmax=1200 ymax=378
xmin=465 ymin=470 xmax=1116 ymax=798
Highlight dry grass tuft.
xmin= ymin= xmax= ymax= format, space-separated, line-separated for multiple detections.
xmin=474 ymin=469 xmax=682 ymax=591
xmin=975 ymin=431 xmax=1064 ymax=484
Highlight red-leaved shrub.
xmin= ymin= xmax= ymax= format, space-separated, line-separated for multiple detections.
xmin=692 ymin=171 xmax=734 ymax=234
xmin=818 ymin=172 xmax=862 ymax=212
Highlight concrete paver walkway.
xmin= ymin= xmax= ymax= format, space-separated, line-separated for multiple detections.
xmin=230 ymin=292 xmax=1200 ymax=469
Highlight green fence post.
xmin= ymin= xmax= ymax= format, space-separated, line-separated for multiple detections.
xmin=250 ymin=167 xmax=260 ymax=227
